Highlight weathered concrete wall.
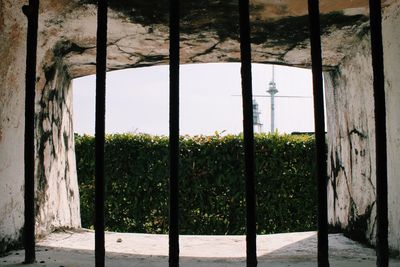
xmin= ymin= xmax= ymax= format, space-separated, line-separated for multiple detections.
xmin=383 ymin=0 xmax=400 ymax=253
xmin=0 ymin=0 xmax=81 ymax=253
xmin=326 ymin=0 xmax=400 ymax=253
xmin=0 ymin=0 xmax=27 ymax=252
xmin=34 ymin=46 xmax=81 ymax=236
xmin=325 ymin=36 xmax=377 ymax=245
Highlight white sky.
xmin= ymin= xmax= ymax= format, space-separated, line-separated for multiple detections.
xmin=72 ymin=63 xmax=315 ymax=136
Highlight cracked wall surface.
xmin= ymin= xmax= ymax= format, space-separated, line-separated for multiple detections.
xmin=0 ymin=0 xmax=399 ymax=254
xmin=33 ymin=0 xmax=375 ymax=79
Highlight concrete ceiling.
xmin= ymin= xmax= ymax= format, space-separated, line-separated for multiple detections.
xmin=32 ymin=0 xmax=385 ymax=78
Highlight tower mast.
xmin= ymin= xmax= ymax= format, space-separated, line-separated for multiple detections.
xmin=267 ymin=65 xmax=278 ymax=133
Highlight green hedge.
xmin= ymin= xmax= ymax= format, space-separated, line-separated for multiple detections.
xmin=75 ymin=133 xmax=316 ymax=235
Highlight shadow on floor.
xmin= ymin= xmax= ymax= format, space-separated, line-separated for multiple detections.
xmin=1 ymin=232 xmax=399 ymax=267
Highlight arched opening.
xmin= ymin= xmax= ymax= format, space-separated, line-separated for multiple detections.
xmin=67 ymin=62 xmax=327 ymax=263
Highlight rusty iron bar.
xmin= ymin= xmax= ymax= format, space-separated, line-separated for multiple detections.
xmin=307 ymin=1 xmax=330 ymax=266
xmin=22 ymin=0 xmax=39 ymax=263
xmin=169 ymin=0 xmax=180 ymax=266
xmin=95 ymin=0 xmax=108 ymax=266
xmin=238 ymin=0 xmax=257 ymax=266
xmin=369 ymin=1 xmax=389 ymax=266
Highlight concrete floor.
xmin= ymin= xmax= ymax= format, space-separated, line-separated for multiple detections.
xmin=1 ymin=230 xmax=399 ymax=266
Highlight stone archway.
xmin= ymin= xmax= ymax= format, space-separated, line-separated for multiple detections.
xmin=1 ymin=0 xmax=399 ymax=254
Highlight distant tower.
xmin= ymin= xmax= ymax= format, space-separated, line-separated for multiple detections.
xmin=267 ymin=65 xmax=278 ymax=133
xmin=253 ymin=99 xmax=263 ymax=133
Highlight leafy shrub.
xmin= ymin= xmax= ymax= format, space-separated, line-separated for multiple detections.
xmin=75 ymin=133 xmax=316 ymax=234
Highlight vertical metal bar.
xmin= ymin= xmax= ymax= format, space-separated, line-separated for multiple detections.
xmin=95 ymin=0 xmax=108 ymax=266
xmin=307 ymin=1 xmax=329 ymax=266
xmin=238 ymin=1 xmax=257 ymax=266
xmin=22 ymin=0 xmax=39 ymax=264
xmin=169 ymin=0 xmax=180 ymax=266
xmin=369 ymin=1 xmax=389 ymax=266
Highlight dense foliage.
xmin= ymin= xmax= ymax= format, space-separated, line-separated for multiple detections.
xmin=75 ymin=133 xmax=316 ymax=235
